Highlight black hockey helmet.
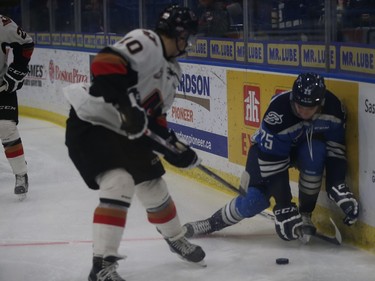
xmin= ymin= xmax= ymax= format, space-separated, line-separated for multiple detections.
xmin=156 ymin=5 xmax=198 ymax=39
xmin=291 ymin=73 xmax=326 ymax=107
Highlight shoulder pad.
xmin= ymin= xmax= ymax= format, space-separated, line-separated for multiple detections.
xmin=111 ymin=29 xmax=163 ymax=73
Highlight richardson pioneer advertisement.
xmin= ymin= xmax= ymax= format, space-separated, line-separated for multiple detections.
xmin=168 ymin=63 xmax=228 ymax=159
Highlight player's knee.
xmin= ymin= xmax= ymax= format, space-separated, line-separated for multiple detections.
xmin=136 ymin=178 xmax=177 ymax=224
xmin=136 ymin=178 xmax=169 ymax=209
xmin=147 ymin=197 xmax=177 ymax=224
xmin=235 ymin=187 xmax=269 ymax=218
xmin=96 ymin=168 xmax=135 ymax=204
xmin=0 ymin=120 xmax=19 ymax=142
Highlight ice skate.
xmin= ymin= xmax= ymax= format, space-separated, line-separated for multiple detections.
xmin=300 ymin=212 xmax=316 ymax=244
xmin=183 ymin=219 xmax=213 ymax=238
xmin=14 ymin=173 xmax=28 ymax=201
xmin=183 ymin=209 xmax=231 ymax=238
xmin=88 ymin=256 xmax=125 ymax=281
xmin=164 ymin=231 xmax=206 ymax=266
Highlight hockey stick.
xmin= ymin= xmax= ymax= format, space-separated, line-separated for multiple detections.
xmin=145 ymin=130 xmax=245 ymax=196
xmin=196 ymin=164 xmax=246 ymax=196
xmin=145 ymin=129 xmax=342 ymax=245
xmin=315 ymin=217 xmax=342 ymax=245
xmin=145 ymin=129 xmax=181 ymax=154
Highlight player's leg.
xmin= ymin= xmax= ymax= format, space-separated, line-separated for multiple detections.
xmin=184 ymin=186 xmax=269 ymax=238
xmin=184 ymin=145 xmax=269 ymax=237
xmin=0 ymin=120 xmax=28 ymax=199
xmin=88 ymin=168 xmax=135 ymax=281
xmin=66 ymin=111 xmax=130 ymax=281
xmin=296 ymin=139 xmax=326 ymax=239
xmin=136 ymin=178 xmax=205 ymax=264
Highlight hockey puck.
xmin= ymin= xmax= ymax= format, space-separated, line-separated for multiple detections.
xmin=276 ymin=258 xmax=289 ymax=265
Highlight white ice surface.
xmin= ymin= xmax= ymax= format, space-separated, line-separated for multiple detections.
xmin=0 ymin=117 xmax=374 ymax=281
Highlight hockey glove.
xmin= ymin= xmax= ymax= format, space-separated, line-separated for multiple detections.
xmin=0 ymin=63 xmax=28 ymax=94
xmin=163 ymin=130 xmax=201 ymax=169
xmin=328 ymin=183 xmax=359 ymax=225
xmin=117 ymin=89 xmax=148 ymax=140
xmin=273 ymin=203 xmax=303 ymax=241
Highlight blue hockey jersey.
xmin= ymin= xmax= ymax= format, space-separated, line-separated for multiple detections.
xmin=252 ymin=90 xmax=347 ymax=183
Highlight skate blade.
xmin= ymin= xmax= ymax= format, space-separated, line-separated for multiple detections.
xmin=17 ymin=193 xmax=27 ymax=201
xmin=299 ymin=234 xmax=311 ymax=244
xmin=194 ymin=260 xmax=207 ymax=267
xmin=176 ymin=255 xmax=207 ymax=267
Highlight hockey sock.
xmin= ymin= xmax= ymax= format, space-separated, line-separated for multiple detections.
xmin=3 ymin=138 xmax=27 ymax=175
xmin=92 ymin=203 xmax=127 ymax=257
xmin=147 ymin=198 xmax=182 ymax=238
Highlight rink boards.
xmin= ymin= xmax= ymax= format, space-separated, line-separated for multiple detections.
xmin=15 ymin=47 xmax=375 ymax=252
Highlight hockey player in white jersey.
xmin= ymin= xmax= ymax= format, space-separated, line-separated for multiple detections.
xmin=64 ymin=5 xmax=204 ymax=281
xmin=0 ymin=15 xmax=34 ymax=200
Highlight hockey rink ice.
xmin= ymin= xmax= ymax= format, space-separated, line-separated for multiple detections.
xmin=1 ymin=117 xmax=375 ymax=281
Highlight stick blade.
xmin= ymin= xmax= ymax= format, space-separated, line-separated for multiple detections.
xmin=329 ymin=217 xmax=342 ymax=244
xmin=314 ymin=217 xmax=342 ymax=245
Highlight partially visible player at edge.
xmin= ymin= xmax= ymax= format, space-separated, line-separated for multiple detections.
xmin=64 ymin=5 xmax=205 ymax=281
xmin=184 ymin=72 xmax=359 ymax=243
xmin=0 ymin=15 xmax=34 ymax=200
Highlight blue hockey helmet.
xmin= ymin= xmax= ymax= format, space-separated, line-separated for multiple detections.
xmin=292 ymin=73 xmax=326 ymax=107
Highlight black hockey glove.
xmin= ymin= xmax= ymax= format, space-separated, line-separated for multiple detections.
xmin=0 ymin=63 xmax=28 ymax=94
xmin=117 ymin=88 xmax=148 ymax=140
xmin=327 ymin=183 xmax=359 ymax=225
xmin=163 ymin=130 xmax=201 ymax=169
xmin=273 ymin=203 xmax=303 ymax=241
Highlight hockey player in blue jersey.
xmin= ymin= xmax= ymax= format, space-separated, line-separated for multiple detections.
xmin=184 ymin=72 xmax=359 ymax=242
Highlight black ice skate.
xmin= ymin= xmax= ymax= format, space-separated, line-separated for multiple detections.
xmin=183 ymin=219 xmax=213 ymax=238
xmin=88 ymin=256 xmax=125 ymax=281
xmin=164 ymin=232 xmax=206 ymax=266
xmin=14 ymin=173 xmax=28 ymax=201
